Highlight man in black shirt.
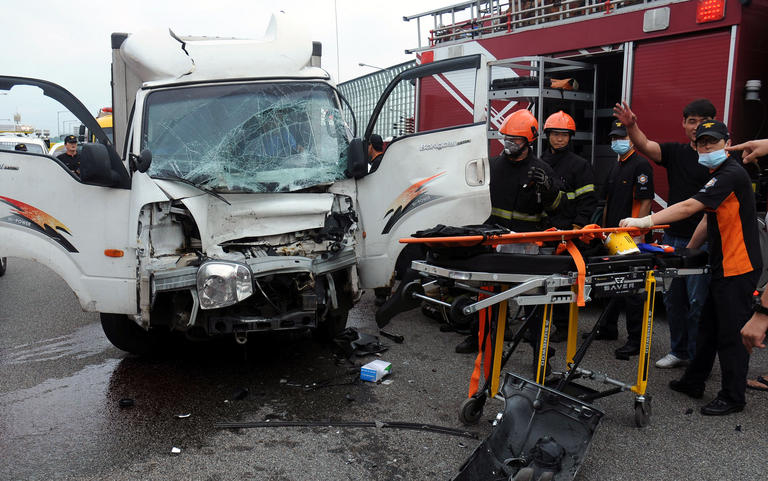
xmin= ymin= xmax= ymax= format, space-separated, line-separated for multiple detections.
xmin=368 ymin=134 xmax=384 ymax=174
xmin=599 ymin=119 xmax=654 ymax=359
xmin=622 ymin=120 xmax=761 ymax=415
xmin=614 ymin=99 xmax=714 ymax=369
xmin=57 ymin=135 xmax=81 ymax=176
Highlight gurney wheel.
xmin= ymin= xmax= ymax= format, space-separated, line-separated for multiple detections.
xmin=458 ymin=396 xmax=485 ymax=425
xmin=634 ymin=396 xmax=652 ymax=428
xmin=449 ymin=295 xmax=474 ymax=329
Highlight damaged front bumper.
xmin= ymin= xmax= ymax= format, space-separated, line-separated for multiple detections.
xmin=148 ymin=246 xmax=356 ymax=333
xmin=454 ymin=373 xmax=603 ymax=481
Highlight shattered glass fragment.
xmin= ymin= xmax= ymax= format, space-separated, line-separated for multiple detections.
xmin=144 ymin=82 xmax=352 ymax=193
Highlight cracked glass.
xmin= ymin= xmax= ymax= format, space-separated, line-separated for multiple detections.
xmin=143 ymin=82 xmax=352 ymax=193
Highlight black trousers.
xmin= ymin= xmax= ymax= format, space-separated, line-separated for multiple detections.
xmin=682 ymin=270 xmax=758 ymax=405
xmin=601 ymin=293 xmax=645 ymax=345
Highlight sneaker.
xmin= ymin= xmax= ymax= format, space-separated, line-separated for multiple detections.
xmin=655 ymin=353 xmax=690 ymax=369
xmin=700 ymin=397 xmax=744 ymax=416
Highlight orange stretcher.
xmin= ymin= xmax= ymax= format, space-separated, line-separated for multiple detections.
xmin=393 ymin=224 xmax=707 ymax=428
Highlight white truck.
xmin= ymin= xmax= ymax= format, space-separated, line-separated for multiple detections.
xmin=0 ymin=15 xmax=491 ymax=354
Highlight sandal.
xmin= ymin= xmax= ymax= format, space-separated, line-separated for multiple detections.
xmin=746 ymin=375 xmax=768 ymax=391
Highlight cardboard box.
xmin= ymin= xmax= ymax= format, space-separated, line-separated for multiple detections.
xmin=360 ymin=360 xmax=392 ymax=382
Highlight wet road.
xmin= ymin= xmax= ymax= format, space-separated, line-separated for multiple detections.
xmin=1 ymin=257 xmax=767 ymax=480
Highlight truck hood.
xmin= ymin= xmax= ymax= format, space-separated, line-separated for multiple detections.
xmin=180 ymin=192 xmax=335 ymax=253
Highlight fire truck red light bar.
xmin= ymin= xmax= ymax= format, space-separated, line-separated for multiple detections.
xmin=696 ymin=0 xmax=726 ymax=24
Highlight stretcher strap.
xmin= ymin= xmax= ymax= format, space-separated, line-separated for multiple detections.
xmin=565 ymin=240 xmax=586 ymax=306
xmin=468 ymin=289 xmax=492 ymax=397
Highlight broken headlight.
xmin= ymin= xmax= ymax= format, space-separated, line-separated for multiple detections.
xmin=196 ymin=261 xmax=253 ymax=310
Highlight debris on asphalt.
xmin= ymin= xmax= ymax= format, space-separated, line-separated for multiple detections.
xmin=170 ymin=447 xmax=181 ymax=454
xmin=379 ymin=329 xmax=405 ymax=343
xmin=685 ymin=408 xmax=694 ymax=415
xmin=735 ymin=425 xmax=742 ymax=432
xmin=345 ymin=394 xmax=355 ymax=402
xmin=361 ymin=360 xmax=392 ymax=382
xmin=381 ymin=379 xmax=394 ymax=385
xmin=458 ymin=442 xmax=467 ymax=448
xmin=214 ymin=420 xmax=479 ymax=439
xmin=230 ymin=387 xmax=249 ymax=401
xmin=175 ymin=413 xmax=191 ymax=419
xmin=118 ymin=398 xmax=135 ymax=408
xmin=333 ymin=328 xmax=388 ymax=358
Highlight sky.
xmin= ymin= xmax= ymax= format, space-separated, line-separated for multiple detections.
xmin=0 ymin=0 xmax=450 ymax=137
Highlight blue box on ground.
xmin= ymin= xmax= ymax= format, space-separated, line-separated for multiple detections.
xmin=360 ymin=360 xmax=392 ymax=382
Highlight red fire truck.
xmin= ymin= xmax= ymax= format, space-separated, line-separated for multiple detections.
xmin=400 ymin=0 xmax=768 ymax=210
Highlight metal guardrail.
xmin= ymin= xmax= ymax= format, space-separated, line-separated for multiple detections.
xmin=404 ymin=0 xmax=673 ymax=51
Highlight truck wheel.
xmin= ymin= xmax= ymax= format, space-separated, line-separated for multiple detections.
xmin=100 ymin=313 xmax=153 ymax=355
xmin=0 ymin=257 xmax=6 ymax=277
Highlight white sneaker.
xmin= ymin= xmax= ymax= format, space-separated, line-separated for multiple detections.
xmin=655 ymin=353 xmax=690 ymax=369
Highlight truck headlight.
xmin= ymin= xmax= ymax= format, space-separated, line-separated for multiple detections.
xmin=196 ymin=261 xmax=253 ymax=310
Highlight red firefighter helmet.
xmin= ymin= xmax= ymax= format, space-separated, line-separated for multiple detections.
xmin=544 ymin=111 xmax=576 ymax=134
xmin=499 ymin=110 xmax=539 ymax=142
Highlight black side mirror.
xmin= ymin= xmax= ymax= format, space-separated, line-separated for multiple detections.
xmin=79 ymin=143 xmax=120 ymax=187
xmin=130 ymin=149 xmax=153 ymax=173
xmin=345 ymin=138 xmax=367 ymax=179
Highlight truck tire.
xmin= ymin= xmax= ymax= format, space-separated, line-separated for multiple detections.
xmin=100 ymin=313 xmax=153 ymax=355
xmin=0 ymin=257 xmax=6 ymax=277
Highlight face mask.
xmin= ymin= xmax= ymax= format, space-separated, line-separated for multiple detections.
xmin=504 ymin=139 xmax=523 ymax=157
xmin=698 ymin=149 xmax=727 ymax=169
xmin=611 ymin=139 xmax=630 ymax=155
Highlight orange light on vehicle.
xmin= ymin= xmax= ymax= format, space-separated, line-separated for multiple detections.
xmin=104 ymin=249 xmax=124 ymax=257
xmin=696 ymin=0 xmax=726 ymax=24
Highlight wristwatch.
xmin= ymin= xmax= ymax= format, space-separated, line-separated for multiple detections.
xmin=752 ymin=296 xmax=768 ymax=316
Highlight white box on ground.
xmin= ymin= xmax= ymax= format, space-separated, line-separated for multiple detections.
xmin=361 ymin=360 xmax=392 ymax=382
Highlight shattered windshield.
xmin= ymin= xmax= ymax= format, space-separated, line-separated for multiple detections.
xmin=143 ymin=82 xmax=352 ymax=193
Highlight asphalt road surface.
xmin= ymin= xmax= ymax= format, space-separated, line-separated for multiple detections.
xmin=1 ymin=257 xmax=767 ymax=480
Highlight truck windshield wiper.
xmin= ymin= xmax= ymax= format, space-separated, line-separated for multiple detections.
xmin=152 ymin=174 xmax=232 ymax=205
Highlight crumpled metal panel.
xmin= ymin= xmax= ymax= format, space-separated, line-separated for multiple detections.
xmin=453 ymin=373 xmax=603 ymax=481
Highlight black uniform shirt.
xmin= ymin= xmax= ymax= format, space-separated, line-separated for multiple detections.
xmin=57 ymin=151 xmax=81 ymax=176
xmin=542 ymin=149 xmax=597 ymax=229
xmin=659 ymin=142 xmax=711 ymax=238
xmin=487 ymin=152 xmax=562 ymax=232
xmin=693 ymin=157 xmax=762 ymax=278
xmin=603 ymin=150 xmax=654 ymax=227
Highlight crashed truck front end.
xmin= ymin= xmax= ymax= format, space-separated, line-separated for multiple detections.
xmin=132 ymin=78 xmax=360 ymax=342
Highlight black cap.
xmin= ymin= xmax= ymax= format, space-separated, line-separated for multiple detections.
xmin=14 ymin=143 xmax=27 ymax=151
xmin=608 ymin=119 xmax=627 ymax=137
xmin=695 ymin=120 xmax=729 ymax=141
xmin=369 ymin=134 xmax=383 ymax=151
xmin=64 ymin=135 xmax=77 ymax=144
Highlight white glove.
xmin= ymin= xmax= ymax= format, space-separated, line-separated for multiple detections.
xmin=619 ymin=215 xmax=653 ymax=229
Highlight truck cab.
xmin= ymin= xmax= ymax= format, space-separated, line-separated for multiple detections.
xmin=0 ymin=14 xmax=491 ymax=353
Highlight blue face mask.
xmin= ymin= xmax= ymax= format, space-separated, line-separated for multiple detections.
xmin=698 ymin=149 xmax=727 ymax=169
xmin=611 ymin=139 xmax=631 ymax=155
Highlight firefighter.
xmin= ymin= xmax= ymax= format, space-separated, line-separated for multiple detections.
xmin=456 ymin=109 xmax=562 ymax=353
xmin=597 ymin=119 xmax=654 ymax=360
xmin=485 ymin=109 xmax=562 ymax=231
xmin=614 ymin=99 xmax=714 ymax=369
xmin=541 ymin=110 xmax=597 ymax=342
xmin=621 ymin=120 xmax=761 ymax=415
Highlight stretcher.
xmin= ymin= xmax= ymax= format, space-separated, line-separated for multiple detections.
xmin=386 ymin=226 xmax=708 ymax=480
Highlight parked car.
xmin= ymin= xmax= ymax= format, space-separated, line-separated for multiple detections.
xmin=0 ymin=135 xmax=48 ymax=154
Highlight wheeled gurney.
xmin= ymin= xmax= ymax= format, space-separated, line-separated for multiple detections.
xmin=385 ymin=226 xmax=708 ymax=480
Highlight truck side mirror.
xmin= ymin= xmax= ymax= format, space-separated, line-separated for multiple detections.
xmin=345 ymin=138 xmax=368 ymax=179
xmin=79 ymin=143 xmax=121 ymax=187
xmin=130 ymin=149 xmax=153 ymax=173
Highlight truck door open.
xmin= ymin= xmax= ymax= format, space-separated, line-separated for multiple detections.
xmin=355 ymin=56 xmax=491 ymax=289
xmin=0 ymin=77 xmax=135 ymax=314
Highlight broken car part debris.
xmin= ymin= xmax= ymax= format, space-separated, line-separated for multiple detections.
xmin=214 ymin=420 xmax=479 ymax=439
